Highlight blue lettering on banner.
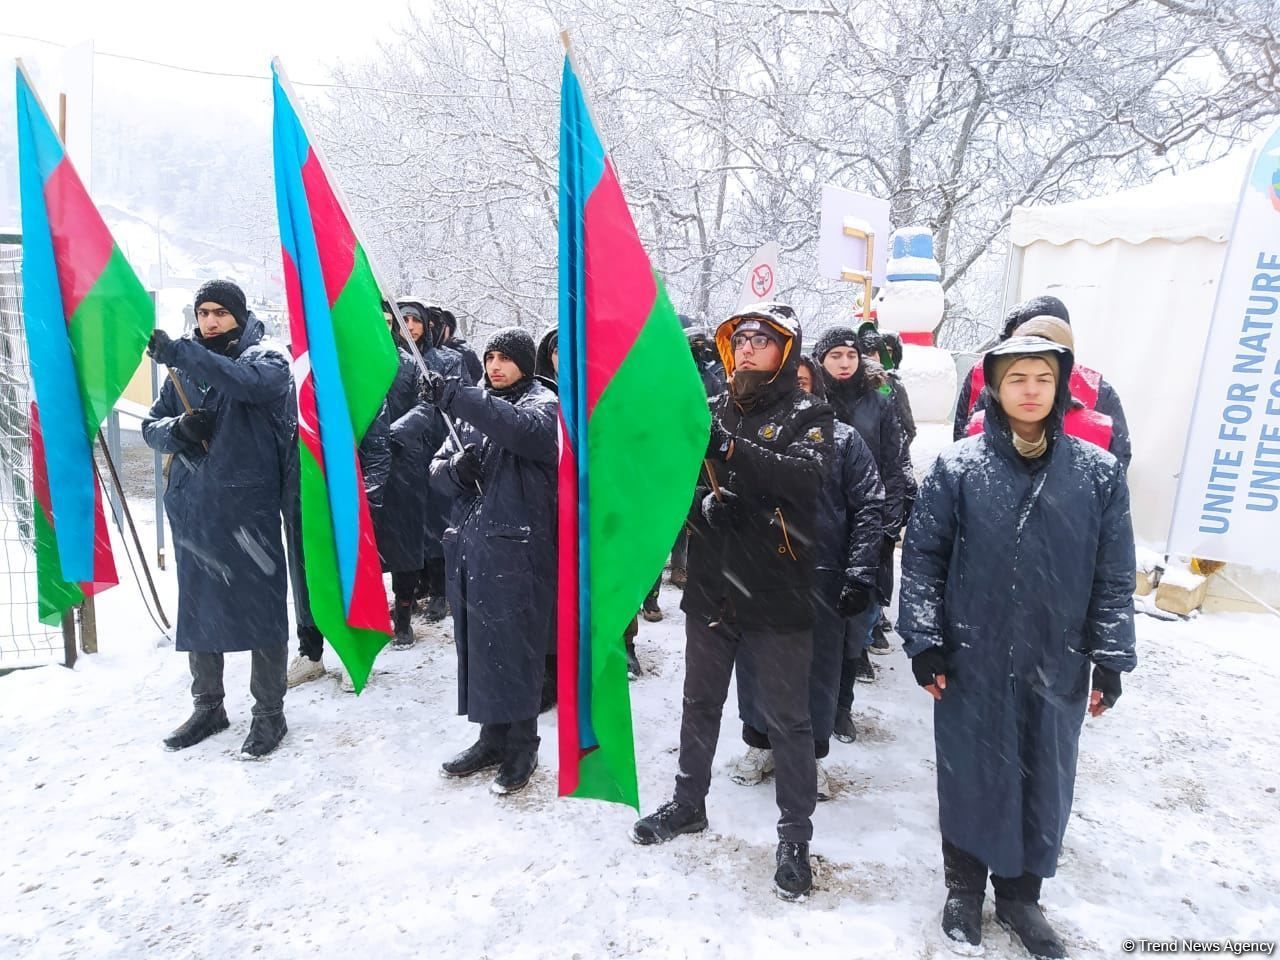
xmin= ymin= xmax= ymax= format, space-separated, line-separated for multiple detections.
xmin=1200 ymin=252 xmax=1280 ymax=532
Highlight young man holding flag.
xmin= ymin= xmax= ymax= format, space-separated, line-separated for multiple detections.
xmin=425 ymin=327 xmax=558 ymax=796
xmin=144 ymin=279 xmax=296 ymax=759
xmin=631 ymin=302 xmax=834 ymax=902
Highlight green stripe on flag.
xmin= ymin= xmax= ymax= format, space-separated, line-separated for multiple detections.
xmin=34 ymin=504 xmax=86 ymax=626
xmin=298 ymin=446 xmax=387 ymax=692
xmin=329 ymin=246 xmax=398 ymax=441
xmin=65 ymin=246 xmax=153 ymax=440
xmin=578 ymin=280 xmax=711 ymax=808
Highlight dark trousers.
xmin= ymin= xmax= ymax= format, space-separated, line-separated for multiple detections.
xmin=190 ymin=641 xmax=288 ymax=718
xmin=478 ymin=717 xmax=540 ymax=758
xmin=674 ymin=619 xmax=816 ymax=842
xmin=943 ymin=839 xmax=1043 ymax=902
xmin=670 ymin=527 xmax=689 ymax=572
xmin=836 ymin=604 xmax=880 ymax=712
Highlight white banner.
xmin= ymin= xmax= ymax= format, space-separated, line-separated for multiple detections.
xmin=736 ymin=242 xmax=780 ymax=309
xmin=1168 ymin=120 xmax=1280 ymax=569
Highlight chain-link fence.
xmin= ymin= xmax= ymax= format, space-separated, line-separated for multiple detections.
xmin=0 ymin=238 xmax=64 ymax=667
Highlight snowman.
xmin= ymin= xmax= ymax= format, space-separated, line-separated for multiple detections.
xmin=873 ymin=225 xmax=958 ymax=476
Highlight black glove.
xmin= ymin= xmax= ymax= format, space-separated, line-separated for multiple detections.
xmin=175 ymin=409 xmax=214 ymax=446
xmin=837 ymin=582 xmax=873 ymax=618
xmin=147 ymin=328 xmax=179 ymax=366
xmin=1091 ymin=664 xmax=1122 ymax=708
xmin=420 ymin=370 xmax=461 ymax=408
xmin=450 ymin=443 xmax=483 ymax=487
xmin=700 ymin=488 xmax=741 ymax=531
xmin=706 ymin=418 xmax=733 ymax=462
xmin=910 ymin=646 xmax=948 ymax=689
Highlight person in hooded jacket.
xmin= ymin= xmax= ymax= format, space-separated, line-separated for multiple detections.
xmin=144 ymin=279 xmax=295 ymax=759
xmin=813 ymin=326 xmax=907 ymax=695
xmin=377 ymin=306 xmax=450 ymax=646
xmin=901 ymin=336 xmax=1136 ymax=959
xmin=534 ymin=325 xmax=562 ymax=709
xmin=425 ymin=327 xmax=558 ymax=796
xmin=858 ymin=324 xmax=918 ymax=655
xmin=399 ymin=298 xmax=465 ymax=622
xmin=631 ymin=302 xmax=834 ymax=903
xmin=953 ymin=295 xmax=1131 ymax=469
xmin=730 ymin=353 xmax=884 ymax=798
xmin=437 ymin=306 xmax=484 ymax=386
xmin=962 ymin=314 xmax=1131 ymax=468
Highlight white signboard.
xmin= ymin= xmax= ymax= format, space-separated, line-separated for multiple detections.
xmin=817 ymin=185 xmax=891 ymax=287
xmin=1168 ymin=119 xmax=1280 ymax=570
xmin=736 ymin=242 xmax=780 ymax=309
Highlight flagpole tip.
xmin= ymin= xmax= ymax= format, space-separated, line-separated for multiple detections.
xmin=560 ymin=29 xmax=572 ymax=53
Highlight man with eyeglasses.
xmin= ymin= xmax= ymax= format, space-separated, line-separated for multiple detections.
xmin=631 ymin=302 xmax=834 ymax=902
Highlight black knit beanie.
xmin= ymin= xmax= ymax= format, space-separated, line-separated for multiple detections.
xmin=813 ymin=325 xmax=861 ymax=363
xmin=193 ymin=279 xmax=248 ymax=328
xmin=483 ymin=327 xmax=537 ymax=379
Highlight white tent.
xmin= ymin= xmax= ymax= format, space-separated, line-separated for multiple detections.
xmin=1005 ymin=153 xmax=1279 ymax=608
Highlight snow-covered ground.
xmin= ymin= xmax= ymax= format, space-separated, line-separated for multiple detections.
xmin=2 ymin=557 xmax=1278 ymax=959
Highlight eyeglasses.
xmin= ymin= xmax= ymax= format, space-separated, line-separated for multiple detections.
xmin=731 ymin=333 xmax=774 ymax=351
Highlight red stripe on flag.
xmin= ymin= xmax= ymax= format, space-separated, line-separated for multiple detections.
xmin=347 ymin=450 xmax=392 ymax=632
xmin=43 ymin=158 xmax=114 ymax=321
xmin=556 ymin=417 xmax=582 ymax=797
xmin=31 ymin=402 xmax=117 ymax=593
xmin=300 ymin=150 xmax=357 ymax=309
xmin=281 ymin=250 xmax=323 ymax=464
xmin=583 ymin=160 xmax=656 ymax=413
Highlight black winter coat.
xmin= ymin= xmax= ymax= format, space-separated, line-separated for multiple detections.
xmin=821 ymin=367 xmax=907 ymax=532
xmin=682 ymin=379 xmax=835 ymax=631
xmin=142 ymin=315 xmax=295 ymax=653
xmin=901 ymin=351 xmax=1136 ymax=879
xmin=429 ymin=377 xmax=558 ymax=723
xmin=816 ymin=422 xmax=885 ymax=588
xmin=375 ymin=350 xmax=445 ymax=572
xmin=447 ymin=336 xmax=484 ymax=385
xmin=418 ymin=341 xmax=467 ymax=553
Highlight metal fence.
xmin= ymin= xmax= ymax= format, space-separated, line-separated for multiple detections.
xmin=0 ymin=240 xmax=63 ymax=666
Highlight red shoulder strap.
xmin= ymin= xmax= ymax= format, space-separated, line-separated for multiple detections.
xmin=966 ymin=409 xmax=985 ymax=437
xmin=1070 ymin=364 xmax=1102 ymax=408
xmin=1065 ymin=407 xmax=1113 ymax=451
xmin=967 ymin=363 xmax=986 ymax=415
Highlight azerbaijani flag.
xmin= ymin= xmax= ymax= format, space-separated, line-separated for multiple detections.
xmin=557 ymin=51 xmax=711 ymax=808
xmin=16 ymin=63 xmax=150 ymax=625
xmin=272 ymin=61 xmax=398 ymax=693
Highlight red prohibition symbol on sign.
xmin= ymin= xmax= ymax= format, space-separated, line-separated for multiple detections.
xmin=751 ymin=264 xmax=774 ymax=297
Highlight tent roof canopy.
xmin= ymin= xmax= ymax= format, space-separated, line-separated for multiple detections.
xmin=1010 ymin=152 xmax=1249 ymax=248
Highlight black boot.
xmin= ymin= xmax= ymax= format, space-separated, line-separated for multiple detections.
xmin=424 ymin=596 xmax=448 ymax=622
xmin=240 ymin=713 xmax=287 ymax=759
xmin=774 ymin=841 xmax=812 ymax=901
xmin=631 ymin=800 xmax=708 ymax=845
xmin=391 ymin=600 xmax=415 ymax=649
xmin=441 ymin=739 xmax=504 ymax=778
xmin=491 ymin=748 xmax=539 ymax=795
xmin=942 ymin=891 xmax=984 ymax=950
xmin=625 ymin=634 xmax=643 ymax=680
xmin=995 ymin=899 xmax=1066 ymax=960
xmin=641 ymin=594 xmax=663 ymax=623
xmin=854 ymin=648 xmax=876 ymax=683
xmin=424 ymin=558 xmax=448 ymax=621
xmin=869 ymin=615 xmax=892 ymax=654
xmin=163 ymin=705 xmax=230 ymax=751
xmin=833 ymin=710 xmax=857 ymax=743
